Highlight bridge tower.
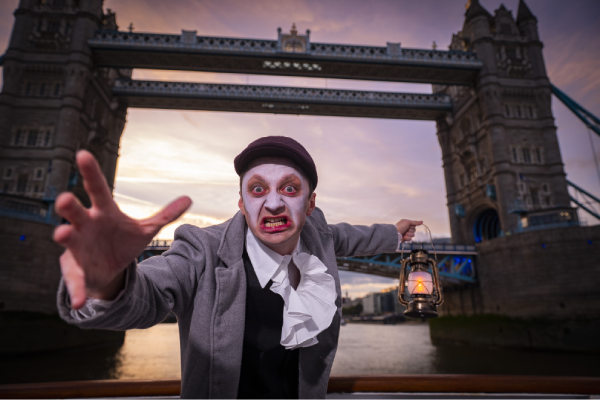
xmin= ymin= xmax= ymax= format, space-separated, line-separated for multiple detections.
xmin=0 ymin=0 xmax=129 ymax=313
xmin=435 ymin=0 xmax=574 ymax=244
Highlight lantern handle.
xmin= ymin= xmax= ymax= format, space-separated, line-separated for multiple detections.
xmin=399 ymin=223 xmax=437 ymax=262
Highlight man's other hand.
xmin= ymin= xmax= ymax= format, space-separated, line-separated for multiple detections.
xmin=395 ymin=219 xmax=423 ymax=243
xmin=53 ymin=150 xmax=192 ymax=309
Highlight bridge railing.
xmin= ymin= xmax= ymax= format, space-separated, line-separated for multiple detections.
xmin=0 ymin=193 xmax=59 ymax=225
xmin=113 ymin=79 xmax=453 ymax=109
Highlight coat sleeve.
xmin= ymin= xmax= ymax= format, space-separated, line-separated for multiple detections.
xmin=56 ymin=225 xmax=205 ymax=331
xmin=327 ymin=222 xmax=399 ymax=257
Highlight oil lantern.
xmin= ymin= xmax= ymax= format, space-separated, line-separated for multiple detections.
xmin=398 ymin=249 xmax=444 ymax=318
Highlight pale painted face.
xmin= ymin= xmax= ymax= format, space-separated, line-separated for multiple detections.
xmin=239 ymin=157 xmax=316 ymax=255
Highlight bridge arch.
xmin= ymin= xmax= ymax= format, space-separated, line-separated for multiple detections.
xmin=472 ymin=207 xmax=501 ymax=243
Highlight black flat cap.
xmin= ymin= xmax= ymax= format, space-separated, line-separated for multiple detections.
xmin=234 ymin=136 xmax=318 ymax=190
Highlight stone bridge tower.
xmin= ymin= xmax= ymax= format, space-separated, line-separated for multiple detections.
xmin=435 ymin=0 xmax=573 ymax=244
xmin=0 ymin=0 xmax=129 ymax=206
xmin=0 ymin=0 xmax=129 ymax=313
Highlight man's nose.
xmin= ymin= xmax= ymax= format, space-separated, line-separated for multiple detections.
xmin=264 ymin=192 xmax=285 ymax=215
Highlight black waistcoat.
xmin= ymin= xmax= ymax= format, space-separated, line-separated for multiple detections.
xmin=237 ymin=249 xmax=299 ymax=399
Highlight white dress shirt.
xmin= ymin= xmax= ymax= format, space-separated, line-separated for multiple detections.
xmin=245 ymin=228 xmax=337 ymax=350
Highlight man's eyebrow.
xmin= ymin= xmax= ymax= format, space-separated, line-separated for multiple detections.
xmin=246 ymin=174 xmax=267 ymax=185
xmin=278 ymin=174 xmax=302 ymax=186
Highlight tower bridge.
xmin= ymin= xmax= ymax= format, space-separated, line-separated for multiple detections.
xmin=1 ymin=0 xmax=599 ymax=344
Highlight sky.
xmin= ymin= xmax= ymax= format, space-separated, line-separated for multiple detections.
xmin=1 ymin=0 xmax=599 ymax=298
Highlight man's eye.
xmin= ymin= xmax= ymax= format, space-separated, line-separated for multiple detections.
xmin=283 ymin=186 xmax=296 ymax=194
xmin=252 ymin=187 xmax=265 ymax=194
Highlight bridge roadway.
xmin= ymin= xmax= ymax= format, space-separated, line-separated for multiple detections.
xmin=90 ymin=30 xmax=481 ymax=86
xmin=142 ymin=240 xmax=477 ymax=285
xmin=114 ymin=79 xmax=453 ymax=120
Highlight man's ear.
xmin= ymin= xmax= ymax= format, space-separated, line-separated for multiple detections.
xmin=306 ymin=192 xmax=316 ymax=216
xmin=238 ymin=191 xmax=246 ymax=216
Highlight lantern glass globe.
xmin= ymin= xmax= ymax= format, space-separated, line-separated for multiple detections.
xmin=407 ymin=271 xmax=434 ymax=295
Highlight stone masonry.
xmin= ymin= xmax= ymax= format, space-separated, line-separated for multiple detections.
xmin=435 ymin=0 xmax=573 ymax=244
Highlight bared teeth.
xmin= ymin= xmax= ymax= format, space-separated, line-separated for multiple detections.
xmin=265 ymin=217 xmax=286 ymax=228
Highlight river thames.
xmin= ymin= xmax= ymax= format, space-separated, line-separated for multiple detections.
xmin=2 ymin=322 xmax=599 ymax=384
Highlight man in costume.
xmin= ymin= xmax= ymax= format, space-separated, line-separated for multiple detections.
xmin=55 ymin=136 xmax=421 ymax=398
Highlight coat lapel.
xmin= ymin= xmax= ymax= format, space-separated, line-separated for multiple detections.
xmin=211 ymin=212 xmax=247 ymax=398
xmin=299 ymin=213 xmax=342 ymax=398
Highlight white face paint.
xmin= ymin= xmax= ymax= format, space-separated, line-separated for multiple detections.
xmin=239 ymin=157 xmax=314 ymax=255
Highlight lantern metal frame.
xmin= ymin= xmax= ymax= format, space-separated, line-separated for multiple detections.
xmin=398 ymin=249 xmax=444 ymax=319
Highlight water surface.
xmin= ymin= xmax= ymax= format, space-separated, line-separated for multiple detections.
xmin=2 ymin=322 xmax=599 ymax=384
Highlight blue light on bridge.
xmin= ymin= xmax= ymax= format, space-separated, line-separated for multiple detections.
xmin=19 ymin=235 xmax=26 ymax=241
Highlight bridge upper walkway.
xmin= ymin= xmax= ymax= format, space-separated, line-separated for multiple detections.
xmin=114 ymin=79 xmax=452 ymax=120
xmin=90 ymin=30 xmax=481 ymax=85
xmin=143 ymin=240 xmax=477 ymax=285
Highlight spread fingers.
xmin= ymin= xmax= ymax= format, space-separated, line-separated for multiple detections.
xmin=53 ymin=224 xmax=80 ymax=247
xmin=55 ymin=192 xmax=89 ymax=228
xmin=76 ymin=150 xmax=114 ymax=209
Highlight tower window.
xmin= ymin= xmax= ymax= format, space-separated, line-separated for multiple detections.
xmin=54 ymin=83 xmax=61 ymax=96
xmin=25 ymin=83 xmax=31 ymax=95
xmin=39 ymin=83 xmax=46 ymax=96
xmin=504 ymin=104 xmax=511 ymax=117
xmin=512 ymin=147 xmax=518 ymax=163
xmin=16 ymin=174 xmax=28 ymax=193
xmin=531 ymin=188 xmax=539 ymax=206
xmin=44 ymin=130 xmax=52 ymax=146
xmin=47 ymin=20 xmax=61 ymax=33
xmin=500 ymin=23 xmax=512 ymax=35
xmin=27 ymin=130 xmax=39 ymax=146
xmin=3 ymin=167 xmax=14 ymax=179
xmin=13 ymin=129 xmax=22 ymax=146
xmin=532 ymin=148 xmax=541 ymax=163
xmin=467 ymin=161 xmax=477 ymax=181
xmin=527 ymin=105 xmax=534 ymax=118
xmin=522 ymin=148 xmax=531 ymax=164
xmin=515 ymin=105 xmax=522 ymax=118
xmin=34 ymin=168 xmax=44 ymax=180
xmin=506 ymin=48 xmax=517 ymax=59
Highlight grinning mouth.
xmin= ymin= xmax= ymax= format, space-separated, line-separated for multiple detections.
xmin=263 ymin=216 xmax=288 ymax=228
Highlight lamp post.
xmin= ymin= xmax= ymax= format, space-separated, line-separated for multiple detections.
xmin=398 ymin=249 xmax=444 ymax=318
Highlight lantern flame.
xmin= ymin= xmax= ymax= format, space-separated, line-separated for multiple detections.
xmin=407 ymin=271 xmax=434 ymax=295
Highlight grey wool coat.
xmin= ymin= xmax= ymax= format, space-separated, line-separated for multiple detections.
xmin=57 ymin=207 xmax=398 ymax=398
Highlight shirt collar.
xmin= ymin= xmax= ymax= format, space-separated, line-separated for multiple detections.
xmin=245 ymin=227 xmax=306 ymax=288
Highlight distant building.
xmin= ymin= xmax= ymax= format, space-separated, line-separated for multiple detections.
xmin=362 ymin=286 xmax=406 ymax=316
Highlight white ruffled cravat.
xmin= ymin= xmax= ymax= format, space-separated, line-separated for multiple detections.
xmin=245 ymin=228 xmax=337 ymax=350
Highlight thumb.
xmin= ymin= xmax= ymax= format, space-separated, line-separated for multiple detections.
xmin=142 ymin=196 xmax=192 ymax=234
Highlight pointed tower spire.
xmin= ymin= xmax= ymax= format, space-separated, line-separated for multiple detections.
xmin=465 ymin=0 xmax=493 ymax=23
xmin=517 ymin=0 xmax=537 ymax=23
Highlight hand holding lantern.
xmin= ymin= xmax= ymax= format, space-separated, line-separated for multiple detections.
xmin=397 ymin=225 xmax=444 ymax=318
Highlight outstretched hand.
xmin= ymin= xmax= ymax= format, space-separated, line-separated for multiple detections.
xmin=396 ymin=219 xmax=423 ymax=243
xmin=53 ymin=150 xmax=191 ymax=309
